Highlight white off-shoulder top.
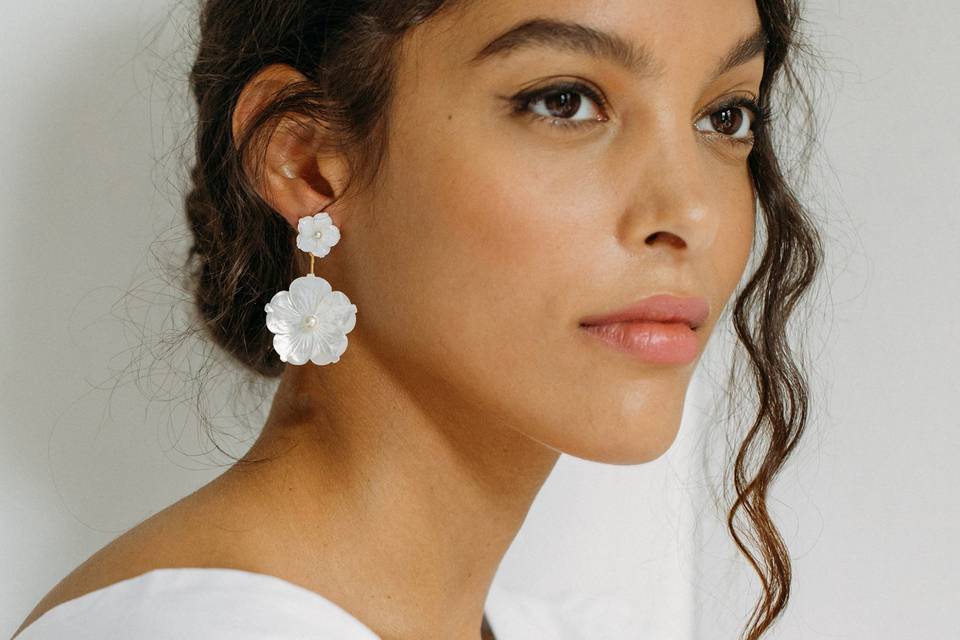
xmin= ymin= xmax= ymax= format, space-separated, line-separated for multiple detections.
xmin=14 ymin=567 xmax=635 ymax=639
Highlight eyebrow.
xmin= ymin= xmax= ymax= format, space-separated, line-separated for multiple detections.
xmin=468 ymin=18 xmax=768 ymax=86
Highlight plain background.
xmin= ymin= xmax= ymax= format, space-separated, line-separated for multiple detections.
xmin=2 ymin=0 xmax=958 ymax=638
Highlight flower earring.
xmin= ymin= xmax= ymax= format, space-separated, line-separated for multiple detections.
xmin=264 ymin=211 xmax=358 ymax=366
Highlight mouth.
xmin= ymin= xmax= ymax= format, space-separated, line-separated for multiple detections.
xmin=578 ymin=318 xmax=703 ymax=365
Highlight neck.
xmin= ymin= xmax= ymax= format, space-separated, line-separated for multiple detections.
xmin=211 ymin=339 xmax=560 ymax=639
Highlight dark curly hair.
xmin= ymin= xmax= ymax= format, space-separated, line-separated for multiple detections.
xmin=153 ymin=1 xmax=827 ymax=639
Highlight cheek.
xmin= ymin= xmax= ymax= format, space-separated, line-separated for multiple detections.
xmin=403 ymin=138 xmax=589 ymax=364
xmin=351 ymin=116 xmax=615 ymax=426
xmin=728 ymin=175 xmax=758 ymax=286
xmin=702 ymin=166 xmax=757 ymax=309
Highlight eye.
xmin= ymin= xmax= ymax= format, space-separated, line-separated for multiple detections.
xmin=509 ymin=80 xmax=609 ymax=130
xmin=694 ymin=95 xmax=772 ymax=147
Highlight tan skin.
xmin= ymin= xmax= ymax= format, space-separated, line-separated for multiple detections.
xmin=15 ymin=0 xmax=762 ymax=638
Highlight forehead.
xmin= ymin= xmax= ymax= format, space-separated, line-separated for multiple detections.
xmin=411 ymin=0 xmax=764 ymax=79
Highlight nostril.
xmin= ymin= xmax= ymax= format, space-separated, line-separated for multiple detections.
xmin=645 ymin=231 xmax=687 ymax=249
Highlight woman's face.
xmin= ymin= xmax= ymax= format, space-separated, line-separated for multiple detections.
xmin=339 ymin=0 xmax=762 ymax=464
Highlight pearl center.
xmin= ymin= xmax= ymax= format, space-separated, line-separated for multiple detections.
xmin=313 ymin=230 xmax=324 ymax=240
xmin=303 ymin=314 xmax=318 ymax=329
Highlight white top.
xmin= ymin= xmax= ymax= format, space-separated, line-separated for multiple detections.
xmin=14 ymin=567 xmax=636 ymax=639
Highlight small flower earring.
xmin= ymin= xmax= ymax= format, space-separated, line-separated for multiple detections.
xmin=264 ymin=210 xmax=358 ymax=366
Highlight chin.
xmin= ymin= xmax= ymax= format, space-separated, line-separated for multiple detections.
xmin=561 ymin=424 xmax=682 ymax=465
xmin=539 ymin=384 xmax=690 ymax=466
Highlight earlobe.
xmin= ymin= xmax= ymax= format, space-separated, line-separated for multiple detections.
xmin=265 ymin=117 xmax=354 ymax=232
xmin=263 ymin=138 xmax=339 ymax=230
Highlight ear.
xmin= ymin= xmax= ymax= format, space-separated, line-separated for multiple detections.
xmin=231 ymin=63 xmax=351 ymax=231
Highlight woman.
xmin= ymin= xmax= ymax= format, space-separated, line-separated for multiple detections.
xmin=14 ymin=0 xmax=822 ymax=638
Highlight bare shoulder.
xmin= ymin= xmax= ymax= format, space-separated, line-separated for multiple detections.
xmin=13 ymin=480 xmax=250 ymax=639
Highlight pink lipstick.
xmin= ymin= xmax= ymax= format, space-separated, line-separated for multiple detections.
xmin=578 ymin=294 xmax=709 ymax=365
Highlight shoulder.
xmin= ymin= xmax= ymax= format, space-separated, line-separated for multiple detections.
xmin=14 ymin=534 xmax=161 ymax=637
xmin=14 ymin=496 xmax=214 ymax=638
xmin=14 ymin=567 xmax=380 ymax=640
xmin=14 ymin=484 xmax=362 ymax=639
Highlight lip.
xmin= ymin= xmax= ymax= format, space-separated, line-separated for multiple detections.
xmin=578 ymin=294 xmax=710 ymax=330
xmin=579 ymin=321 xmax=701 ymax=364
xmin=578 ymin=294 xmax=710 ymax=365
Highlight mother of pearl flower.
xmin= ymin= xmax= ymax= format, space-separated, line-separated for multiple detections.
xmin=264 ymin=273 xmax=357 ymax=365
xmin=264 ymin=212 xmax=357 ymax=366
xmin=296 ymin=212 xmax=341 ymax=258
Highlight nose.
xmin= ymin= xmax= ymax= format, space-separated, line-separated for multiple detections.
xmin=616 ymin=136 xmax=721 ymax=259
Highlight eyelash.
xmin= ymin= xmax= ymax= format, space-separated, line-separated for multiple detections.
xmin=510 ymin=80 xmax=773 ymax=147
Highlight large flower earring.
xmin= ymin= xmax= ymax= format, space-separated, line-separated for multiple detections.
xmin=264 ymin=211 xmax=358 ymax=366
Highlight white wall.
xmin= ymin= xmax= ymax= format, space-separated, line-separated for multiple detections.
xmin=2 ymin=1 xmax=957 ymax=638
